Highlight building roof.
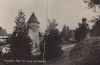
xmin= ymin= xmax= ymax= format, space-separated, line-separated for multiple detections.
xmin=27 ymin=12 xmax=40 ymax=24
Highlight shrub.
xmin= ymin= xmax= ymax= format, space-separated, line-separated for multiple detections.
xmin=70 ymin=37 xmax=100 ymax=65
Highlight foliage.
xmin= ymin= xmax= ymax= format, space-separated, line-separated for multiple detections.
xmin=60 ymin=25 xmax=69 ymax=42
xmin=70 ymin=37 xmax=100 ymax=65
xmin=74 ymin=18 xmax=89 ymax=42
xmin=90 ymin=17 xmax=100 ymax=36
xmin=7 ymin=9 xmax=32 ymax=59
xmin=83 ymin=0 xmax=100 ymax=8
xmin=40 ymin=20 xmax=63 ymax=60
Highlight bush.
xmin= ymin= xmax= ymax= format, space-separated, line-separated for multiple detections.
xmin=70 ymin=37 xmax=100 ymax=65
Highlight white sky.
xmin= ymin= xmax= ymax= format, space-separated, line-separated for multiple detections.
xmin=0 ymin=0 xmax=97 ymax=33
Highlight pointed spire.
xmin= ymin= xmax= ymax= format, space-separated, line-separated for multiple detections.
xmin=27 ymin=11 xmax=40 ymax=24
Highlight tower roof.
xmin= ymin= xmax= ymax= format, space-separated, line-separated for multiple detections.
xmin=27 ymin=12 xmax=40 ymax=24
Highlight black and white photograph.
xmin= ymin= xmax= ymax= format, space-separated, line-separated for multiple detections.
xmin=0 ymin=0 xmax=100 ymax=65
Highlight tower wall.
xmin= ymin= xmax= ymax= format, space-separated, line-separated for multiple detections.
xmin=28 ymin=23 xmax=40 ymax=55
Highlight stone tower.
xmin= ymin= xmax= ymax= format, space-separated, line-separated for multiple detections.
xmin=27 ymin=12 xmax=40 ymax=55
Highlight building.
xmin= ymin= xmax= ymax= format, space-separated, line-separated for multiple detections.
xmin=0 ymin=27 xmax=9 ymax=54
xmin=0 ymin=27 xmax=7 ymax=45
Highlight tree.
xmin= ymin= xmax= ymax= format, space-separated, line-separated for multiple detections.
xmin=74 ymin=18 xmax=89 ymax=42
xmin=40 ymin=19 xmax=62 ymax=60
xmin=83 ymin=0 xmax=100 ymax=12
xmin=8 ymin=9 xmax=32 ymax=59
xmin=90 ymin=16 xmax=100 ymax=36
xmin=61 ymin=25 xmax=70 ymax=43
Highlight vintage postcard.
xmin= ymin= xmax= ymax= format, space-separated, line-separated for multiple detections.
xmin=0 ymin=0 xmax=100 ymax=65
